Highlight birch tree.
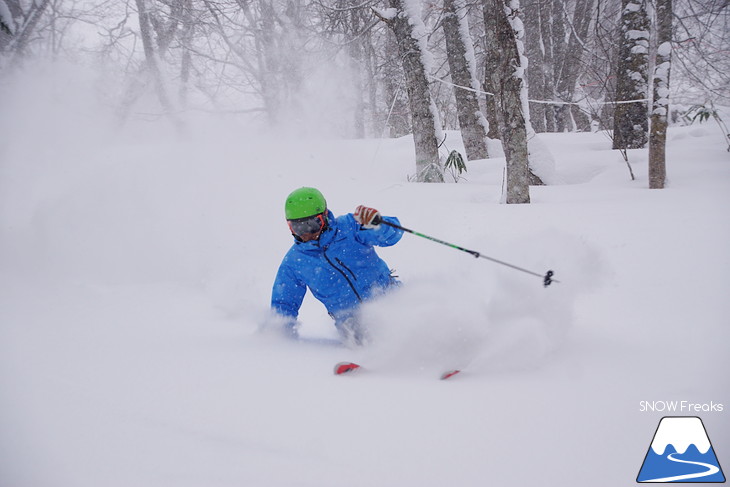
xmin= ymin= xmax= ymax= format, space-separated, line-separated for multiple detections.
xmin=378 ymin=0 xmax=443 ymax=182
xmin=318 ymin=0 xmax=381 ymax=138
xmin=524 ymin=0 xmax=558 ymax=133
xmin=584 ymin=0 xmax=622 ymax=130
xmin=382 ymin=28 xmax=411 ymax=137
xmin=483 ymin=0 xmax=531 ymax=203
xmin=128 ymin=0 xmax=183 ymax=129
xmin=554 ymin=0 xmax=594 ymax=132
xmin=672 ymin=0 xmax=729 ymax=105
xmin=178 ymin=0 xmax=195 ymax=109
xmin=0 ymin=0 xmax=51 ymax=63
xmin=612 ymin=0 xmax=650 ymax=149
xmin=442 ymin=0 xmax=489 ymax=160
xmin=196 ymin=0 xmax=308 ymax=127
xmin=648 ymin=0 xmax=672 ymax=189
xmin=239 ymin=0 xmax=307 ymax=127
xmin=481 ymin=2 xmax=502 ymax=139
xmin=505 ymin=0 xmax=546 ymax=185
xmin=344 ymin=4 xmax=370 ymax=138
xmin=0 ymin=0 xmax=18 ymax=53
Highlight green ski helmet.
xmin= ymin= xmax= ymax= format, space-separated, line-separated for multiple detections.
xmin=284 ymin=187 xmax=327 ymax=220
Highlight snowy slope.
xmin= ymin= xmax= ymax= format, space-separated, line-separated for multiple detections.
xmin=1 ymin=69 xmax=729 ymax=487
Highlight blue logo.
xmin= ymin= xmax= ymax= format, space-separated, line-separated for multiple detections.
xmin=637 ymin=416 xmax=725 ymax=483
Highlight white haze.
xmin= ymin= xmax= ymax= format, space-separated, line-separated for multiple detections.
xmin=1 ymin=61 xmax=729 ymax=487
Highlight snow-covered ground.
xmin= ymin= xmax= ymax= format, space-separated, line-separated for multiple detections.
xmin=1 ymin=70 xmax=729 ymax=486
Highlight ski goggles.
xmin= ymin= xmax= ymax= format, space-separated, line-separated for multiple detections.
xmin=287 ymin=213 xmax=326 ymax=237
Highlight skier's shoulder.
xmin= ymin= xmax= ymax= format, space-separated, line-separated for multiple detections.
xmin=281 ymin=240 xmax=309 ymax=264
xmin=334 ymin=212 xmax=357 ymax=228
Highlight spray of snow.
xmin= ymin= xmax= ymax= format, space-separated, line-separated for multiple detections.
xmin=1 ymin=61 xmax=729 ymax=487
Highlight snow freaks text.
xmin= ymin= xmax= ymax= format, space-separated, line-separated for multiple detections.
xmin=639 ymin=401 xmax=724 ymax=413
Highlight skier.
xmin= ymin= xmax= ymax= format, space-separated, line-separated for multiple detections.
xmin=271 ymin=187 xmax=404 ymax=345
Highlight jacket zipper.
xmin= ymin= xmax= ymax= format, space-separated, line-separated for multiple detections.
xmin=335 ymin=258 xmax=357 ymax=281
xmin=323 ymin=251 xmax=362 ymax=302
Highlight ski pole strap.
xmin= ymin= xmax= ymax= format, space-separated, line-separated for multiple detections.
xmin=377 ymin=218 xmax=559 ymax=287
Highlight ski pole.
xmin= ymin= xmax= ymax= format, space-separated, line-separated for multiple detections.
xmin=375 ymin=217 xmax=559 ymax=287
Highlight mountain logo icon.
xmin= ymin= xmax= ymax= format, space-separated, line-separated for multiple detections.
xmin=637 ymin=416 xmax=725 ymax=483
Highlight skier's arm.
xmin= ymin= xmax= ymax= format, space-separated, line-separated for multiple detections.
xmin=351 ymin=210 xmax=403 ymax=247
xmin=271 ymin=261 xmax=306 ymax=333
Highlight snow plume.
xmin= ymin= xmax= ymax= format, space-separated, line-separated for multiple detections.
xmin=473 ymin=230 xmax=604 ymax=372
xmin=359 ymin=230 xmax=602 ymax=375
xmin=1 ymin=86 xmax=727 ymax=485
xmin=0 ymin=62 xmax=116 ymax=274
xmin=278 ymin=56 xmax=363 ymax=138
xmin=0 ymin=61 xmax=273 ymax=287
xmin=359 ymin=270 xmax=494 ymax=374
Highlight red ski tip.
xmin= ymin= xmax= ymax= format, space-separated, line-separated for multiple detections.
xmin=440 ymin=370 xmax=461 ymax=380
xmin=334 ymin=362 xmax=361 ymax=375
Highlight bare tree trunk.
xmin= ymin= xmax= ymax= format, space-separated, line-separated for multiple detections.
xmin=6 ymin=0 xmax=51 ymax=64
xmin=649 ymin=0 xmax=672 ymax=189
xmin=134 ymin=0 xmax=182 ymax=129
xmin=524 ymin=0 xmax=547 ymax=132
xmin=549 ymin=0 xmax=566 ymax=131
xmin=554 ymin=0 xmax=594 ymax=132
xmin=0 ymin=0 xmax=21 ymax=52
xmin=325 ymin=0 xmax=372 ymax=138
xmin=226 ymin=0 xmax=279 ymax=125
xmin=349 ymin=36 xmax=366 ymax=138
xmin=383 ymin=29 xmax=410 ymax=137
xmin=613 ymin=0 xmax=649 ymax=149
xmin=590 ymin=0 xmax=621 ymax=132
xmin=178 ymin=0 xmax=194 ymax=109
xmin=539 ymin=0 xmax=557 ymax=132
xmin=381 ymin=0 xmax=443 ymax=182
xmin=483 ymin=0 xmax=531 ymax=203
xmin=483 ymin=92 xmax=501 ymax=139
xmin=672 ymin=0 xmax=730 ymax=108
xmin=505 ymin=0 xmax=546 ymax=186
xmin=442 ymin=0 xmax=489 ymax=160
xmin=231 ymin=0 xmax=305 ymax=127
xmin=481 ymin=2 xmax=502 ymax=140
xmin=363 ymin=33 xmax=379 ymax=137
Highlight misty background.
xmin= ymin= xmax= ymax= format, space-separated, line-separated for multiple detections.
xmin=1 ymin=0 xmax=728 ymax=140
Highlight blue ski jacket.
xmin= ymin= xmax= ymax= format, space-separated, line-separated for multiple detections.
xmin=271 ymin=210 xmax=403 ymax=327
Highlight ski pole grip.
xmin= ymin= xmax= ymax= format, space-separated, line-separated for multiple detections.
xmin=372 ymin=214 xmax=383 ymax=226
